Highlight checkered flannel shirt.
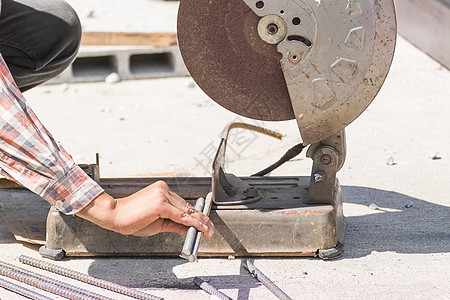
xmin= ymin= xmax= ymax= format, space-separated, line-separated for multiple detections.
xmin=0 ymin=54 xmax=104 ymax=215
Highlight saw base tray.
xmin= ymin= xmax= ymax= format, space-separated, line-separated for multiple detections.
xmin=39 ymin=176 xmax=344 ymax=260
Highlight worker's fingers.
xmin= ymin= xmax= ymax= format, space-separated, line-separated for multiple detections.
xmin=154 ymin=182 xmax=212 ymax=229
xmin=190 ymin=211 xmax=214 ymax=232
xmin=133 ymin=219 xmax=188 ymax=236
xmin=159 ymin=219 xmax=189 ymax=235
xmin=143 ymin=180 xmax=194 ymax=213
xmin=167 ymin=190 xmax=196 ymax=214
xmin=159 ymin=203 xmax=214 ymax=238
xmin=166 ymin=190 xmax=214 ymax=229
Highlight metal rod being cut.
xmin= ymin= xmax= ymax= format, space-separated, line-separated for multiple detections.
xmin=18 ymin=255 xmax=162 ymax=300
xmin=242 ymin=259 xmax=292 ymax=300
xmin=180 ymin=197 xmax=205 ymax=258
xmin=193 ymin=277 xmax=232 ymax=300
xmin=0 ymin=276 xmax=52 ymax=300
xmin=189 ymin=192 xmax=213 ymax=262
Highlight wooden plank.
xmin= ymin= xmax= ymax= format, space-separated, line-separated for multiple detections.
xmin=396 ymin=0 xmax=450 ymax=69
xmin=81 ymin=32 xmax=178 ymax=47
xmin=0 ymin=178 xmax=22 ymax=189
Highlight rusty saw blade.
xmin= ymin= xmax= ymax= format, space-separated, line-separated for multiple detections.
xmin=177 ymin=0 xmax=294 ymax=121
xmin=177 ymin=0 xmax=396 ymax=143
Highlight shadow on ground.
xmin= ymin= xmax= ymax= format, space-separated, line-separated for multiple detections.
xmin=0 ymin=186 xmax=448 ymax=298
xmin=0 ymin=189 xmax=50 ymax=244
xmin=81 ymin=185 xmax=449 ymax=298
xmin=341 ymin=186 xmax=449 ymax=259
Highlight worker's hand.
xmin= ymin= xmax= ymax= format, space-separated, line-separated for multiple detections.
xmin=76 ymin=181 xmax=214 ymax=238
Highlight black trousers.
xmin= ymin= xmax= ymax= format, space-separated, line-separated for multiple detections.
xmin=0 ymin=0 xmax=81 ymax=91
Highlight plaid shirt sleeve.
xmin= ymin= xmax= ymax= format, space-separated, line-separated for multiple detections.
xmin=0 ymin=54 xmax=104 ymax=215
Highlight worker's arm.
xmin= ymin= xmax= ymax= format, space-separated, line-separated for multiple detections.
xmin=0 ymin=54 xmax=213 ymax=238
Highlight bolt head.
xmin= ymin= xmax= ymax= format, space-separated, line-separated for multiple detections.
xmin=321 ymin=154 xmax=332 ymax=165
xmin=267 ymin=23 xmax=279 ymax=35
xmin=314 ymin=172 xmax=325 ymax=182
xmin=245 ymin=187 xmax=258 ymax=198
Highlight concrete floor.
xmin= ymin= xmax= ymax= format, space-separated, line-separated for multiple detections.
xmin=0 ymin=0 xmax=449 ymax=299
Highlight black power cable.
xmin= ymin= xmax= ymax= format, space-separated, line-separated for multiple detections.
xmin=251 ymin=143 xmax=305 ymax=177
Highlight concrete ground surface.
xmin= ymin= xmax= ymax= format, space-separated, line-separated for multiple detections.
xmin=0 ymin=0 xmax=449 ymax=299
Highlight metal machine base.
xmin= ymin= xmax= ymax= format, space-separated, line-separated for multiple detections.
xmin=40 ymin=176 xmax=344 ymax=260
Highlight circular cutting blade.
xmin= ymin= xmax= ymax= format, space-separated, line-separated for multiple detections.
xmin=177 ymin=0 xmax=294 ymax=121
xmin=177 ymin=0 xmax=397 ymax=135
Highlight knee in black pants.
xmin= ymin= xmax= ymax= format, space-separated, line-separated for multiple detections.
xmin=0 ymin=0 xmax=82 ymax=91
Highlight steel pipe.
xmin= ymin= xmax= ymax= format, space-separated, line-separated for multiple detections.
xmin=180 ymin=197 xmax=205 ymax=258
xmin=189 ymin=193 xmax=213 ymax=261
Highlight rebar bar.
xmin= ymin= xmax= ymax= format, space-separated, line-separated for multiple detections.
xmin=0 ymin=262 xmax=103 ymax=300
xmin=193 ymin=277 xmax=232 ymax=300
xmin=0 ymin=276 xmax=52 ymax=300
xmin=180 ymin=197 xmax=205 ymax=258
xmin=19 ymin=255 xmax=163 ymax=300
xmin=0 ymin=260 xmax=110 ymax=300
xmin=242 ymin=259 xmax=292 ymax=300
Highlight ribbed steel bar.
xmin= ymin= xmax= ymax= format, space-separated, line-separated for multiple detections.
xmin=242 ymin=260 xmax=292 ymax=300
xmin=0 ymin=276 xmax=52 ymax=300
xmin=0 ymin=262 xmax=102 ymax=300
xmin=0 ymin=261 xmax=110 ymax=300
xmin=19 ymin=255 xmax=163 ymax=300
xmin=193 ymin=277 xmax=232 ymax=300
